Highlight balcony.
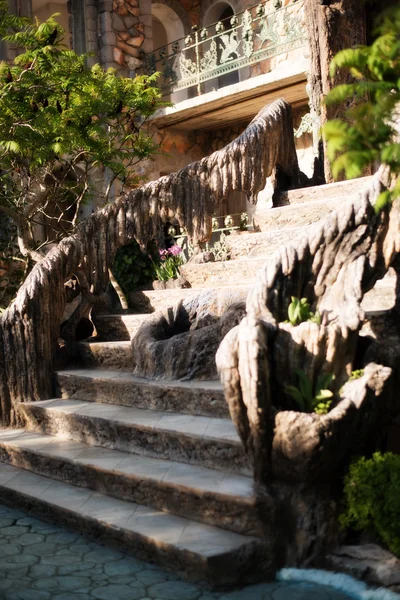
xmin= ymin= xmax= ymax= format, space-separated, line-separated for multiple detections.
xmin=144 ymin=0 xmax=309 ymax=131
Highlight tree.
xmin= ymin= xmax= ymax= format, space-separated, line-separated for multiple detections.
xmin=323 ymin=5 xmax=400 ymax=209
xmin=0 ymin=3 xmax=164 ymax=272
xmin=304 ymin=0 xmax=367 ymax=182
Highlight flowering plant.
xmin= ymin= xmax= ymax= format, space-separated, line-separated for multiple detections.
xmin=152 ymin=245 xmax=183 ymax=281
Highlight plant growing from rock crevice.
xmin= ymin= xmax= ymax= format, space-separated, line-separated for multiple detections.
xmin=285 ymin=368 xmax=334 ymax=415
xmin=286 ymin=296 xmax=321 ymax=326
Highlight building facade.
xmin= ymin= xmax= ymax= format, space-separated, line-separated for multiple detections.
xmin=3 ymin=0 xmax=315 ymax=223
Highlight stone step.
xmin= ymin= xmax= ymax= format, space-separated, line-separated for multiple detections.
xmin=225 ymin=224 xmax=312 ymax=260
xmin=0 ymin=462 xmax=269 ymax=585
xmin=361 ymin=274 xmax=396 ymax=313
xmin=0 ymin=428 xmax=258 ymax=536
xmin=253 ymin=195 xmax=343 ymax=235
xmin=19 ymin=399 xmax=248 ymax=475
xmin=75 ymin=341 xmax=133 ymax=368
xmin=55 ymin=369 xmax=229 ymax=418
xmin=87 ymin=276 xmax=394 ymax=351
xmin=94 ymin=313 xmax=151 ymax=341
xmin=274 ymin=175 xmax=374 ymax=207
xmin=180 ymin=257 xmax=268 ymax=288
xmin=180 ymin=254 xmax=397 ymax=303
xmin=127 ymin=284 xmax=251 ymax=315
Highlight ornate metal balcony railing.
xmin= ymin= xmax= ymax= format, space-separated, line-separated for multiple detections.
xmin=144 ymin=0 xmax=307 ymax=97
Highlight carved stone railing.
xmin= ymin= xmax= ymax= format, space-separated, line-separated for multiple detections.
xmin=144 ymin=0 xmax=306 ymax=96
xmin=216 ymin=173 xmax=400 ymax=485
xmin=0 ymin=99 xmax=301 ymax=427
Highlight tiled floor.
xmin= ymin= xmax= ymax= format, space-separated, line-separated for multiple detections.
xmin=0 ymin=502 xmax=372 ymax=600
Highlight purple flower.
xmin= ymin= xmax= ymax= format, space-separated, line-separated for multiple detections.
xmin=168 ymin=245 xmax=182 ymax=256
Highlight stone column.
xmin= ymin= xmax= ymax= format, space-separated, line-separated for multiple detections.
xmin=97 ymin=0 xmax=151 ymax=76
xmin=83 ymin=0 xmax=99 ymax=65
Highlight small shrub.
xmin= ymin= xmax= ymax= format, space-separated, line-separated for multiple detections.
xmin=112 ymin=240 xmax=155 ymax=295
xmin=341 ymin=453 xmax=400 ymax=556
xmin=287 ymin=297 xmax=321 ymax=326
xmin=286 ymin=369 xmax=334 ymax=414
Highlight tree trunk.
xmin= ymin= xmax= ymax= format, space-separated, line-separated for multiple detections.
xmin=304 ymin=0 xmax=367 ymax=182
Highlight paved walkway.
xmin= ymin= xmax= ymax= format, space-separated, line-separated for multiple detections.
xmin=0 ymin=503 xmax=377 ymax=600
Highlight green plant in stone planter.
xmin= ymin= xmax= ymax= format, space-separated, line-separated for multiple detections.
xmin=287 ymin=297 xmax=321 ymax=326
xmin=286 ymin=369 xmax=334 ymax=415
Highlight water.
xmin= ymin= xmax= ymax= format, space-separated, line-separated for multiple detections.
xmin=0 ymin=503 xmax=397 ymax=600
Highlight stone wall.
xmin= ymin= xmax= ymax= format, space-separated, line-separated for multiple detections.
xmin=97 ymin=0 xmax=151 ymax=74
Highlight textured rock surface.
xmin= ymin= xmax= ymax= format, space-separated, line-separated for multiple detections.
xmin=75 ymin=341 xmax=133 ymax=369
xmin=216 ymin=174 xmax=400 ymax=565
xmin=127 ymin=286 xmax=251 ymax=315
xmin=93 ymin=313 xmax=152 ymax=341
xmin=273 ymin=176 xmax=373 ymax=207
xmin=328 ymin=544 xmax=400 ymax=593
xmin=217 ymin=178 xmax=399 ymax=482
xmin=132 ymin=290 xmax=247 ymax=380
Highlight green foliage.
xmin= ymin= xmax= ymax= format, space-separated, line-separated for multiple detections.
xmin=324 ymin=7 xmax=400 ymax=209
xmin=348 ymin=369 xmax=364 ymax=381
xmin=287 ymin=296 xmax=321 ymax=326
xmin=341 ymin=453 xmax=400 ymax=556
xmin=0 ymin=1 xmax=165 ymax=271
xmin=285 ymin=369 xmax=334 ymax=414
xmin=112 ymin=240 xmax=155 ymax=295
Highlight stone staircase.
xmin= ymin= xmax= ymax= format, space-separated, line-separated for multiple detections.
xmin=0 ymin=176 xmax=396 ymax=586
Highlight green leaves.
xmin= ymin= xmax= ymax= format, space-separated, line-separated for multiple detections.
xmin=112 ymin=240 xmax=156 ymax=297
xmin=324 ymin=6 xmax=400 ymax=211
xmin=285 ymin=369 xmax=334 ymax=415
xmin=341 ymin=453 xmax=400 ymax=556
xmin=287 ymin=296 xmax=321 ymax=326
xmin=0 ymin=1 xmax=167 ymax=268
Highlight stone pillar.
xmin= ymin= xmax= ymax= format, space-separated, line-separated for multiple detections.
xmin=97 ymin=0 xmax=151 ymax=76
xmin=19 ymin=0 xmax=32 ymax=17
xmin=84 ymin=0 xmax=99 ymax=65
xmin=68 ymin=0 xmax=90 ymax=56
xmin=6 ymin=0 xmax=32 ymax=60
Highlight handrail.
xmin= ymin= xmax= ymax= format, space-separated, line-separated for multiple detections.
xmin=0 ymin=99 xmax=301 ymax=426
xmin=144 ymin=0 xmax=306 ymax=96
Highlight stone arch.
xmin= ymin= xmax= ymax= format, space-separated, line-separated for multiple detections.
xmin=201 ymin=0 xmax=243 ymax=27
xmin=203 ymin=1 xmax=240 ymax=89
xmin=152 ymin=1 xmax=190 ymax=44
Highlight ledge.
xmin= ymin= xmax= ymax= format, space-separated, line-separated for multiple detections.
xmin=150 ymin=55 xmax=309 ymax=131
